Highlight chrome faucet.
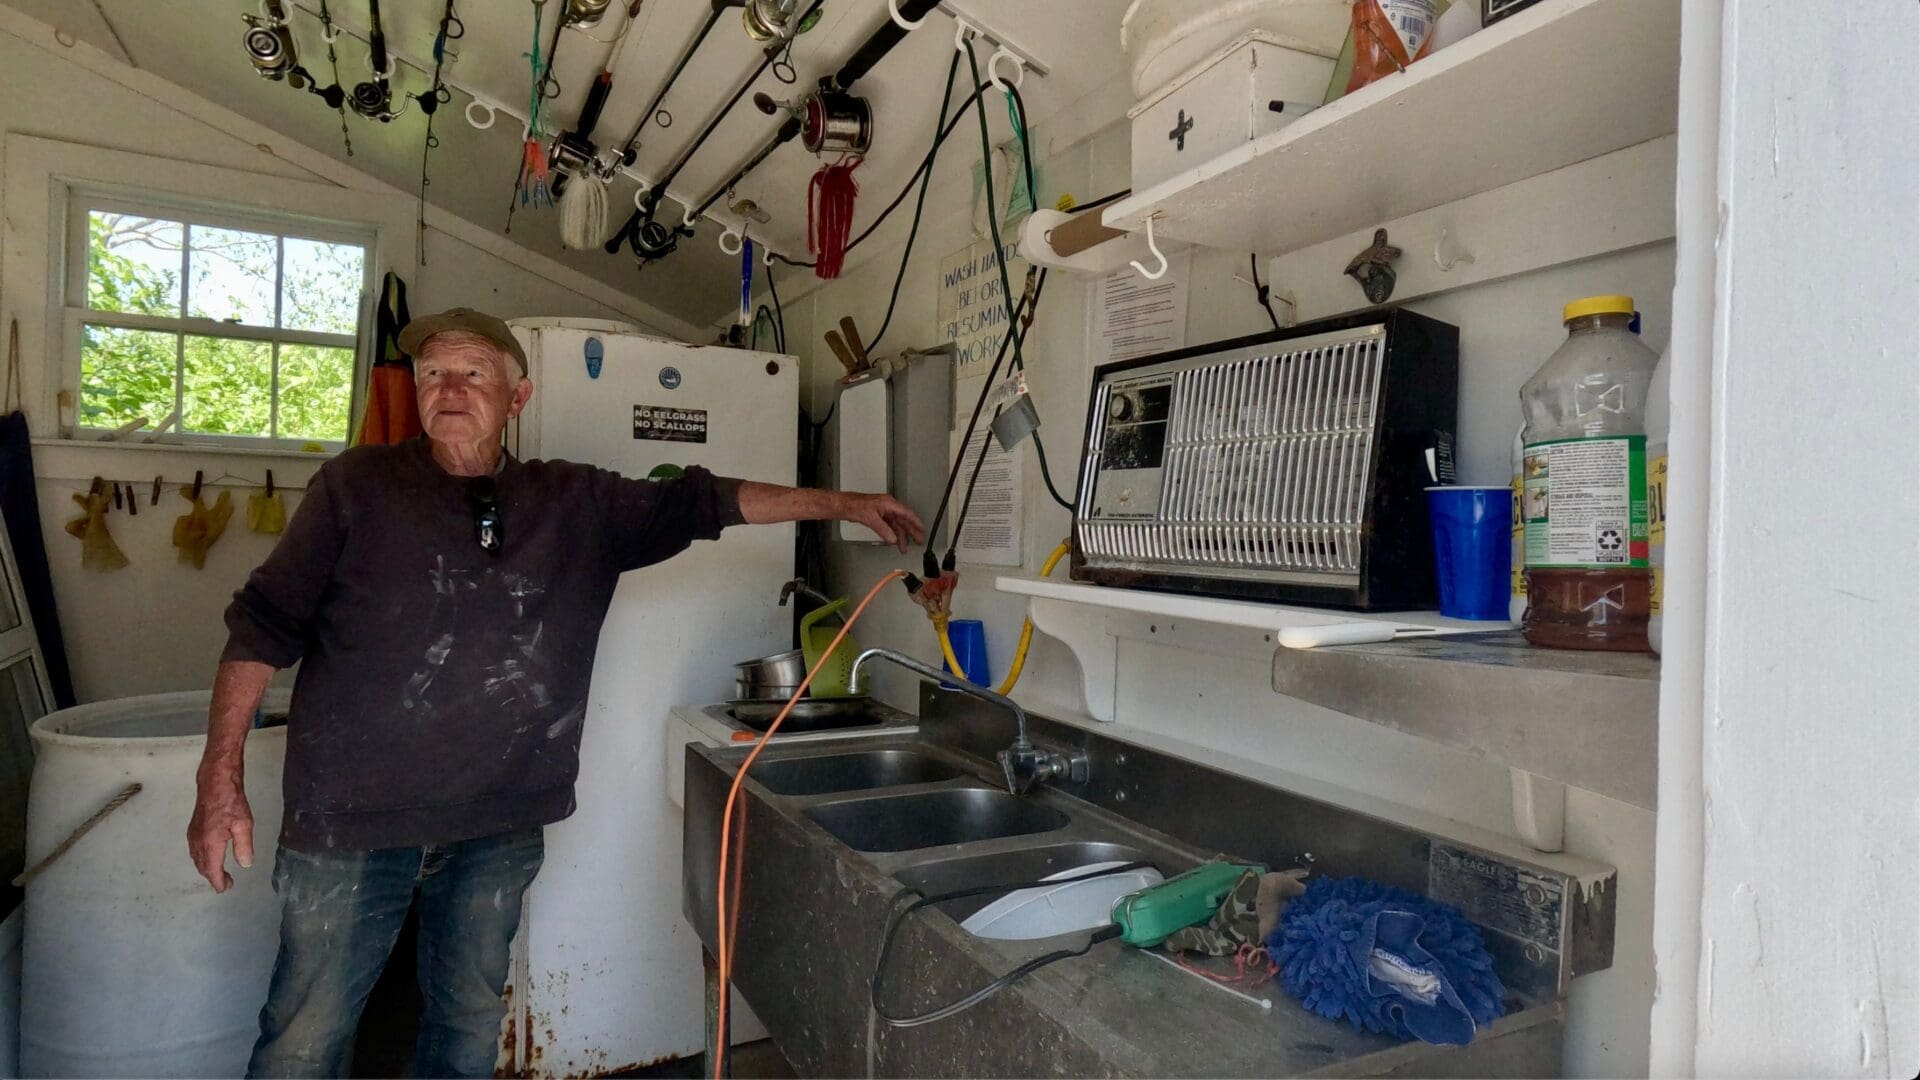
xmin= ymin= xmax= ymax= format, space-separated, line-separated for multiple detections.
xmin=778 ymin=578 xmax=835 ymax=609
xmin=848 ymin=647 xmax=1087 ymax=795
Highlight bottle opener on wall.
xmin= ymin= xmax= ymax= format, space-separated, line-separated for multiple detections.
xmin=1345 ymin=228 xmax=1403 ymax=304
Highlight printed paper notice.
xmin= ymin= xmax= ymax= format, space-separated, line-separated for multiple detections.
xmin=938 ymin=239 xmax=1027 ymax=384
xmin=948 ymin=424 xmax=1023 ymax=566
xmin=1095 ymin=250 xmax=1190 ymax=365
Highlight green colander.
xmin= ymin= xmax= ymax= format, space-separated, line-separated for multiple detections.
xmin=799 ymin=598 xmax=861 ymax=698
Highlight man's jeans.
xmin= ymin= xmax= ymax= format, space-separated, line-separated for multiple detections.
xmin=247 ymin=829 xmax=545 ymax=1078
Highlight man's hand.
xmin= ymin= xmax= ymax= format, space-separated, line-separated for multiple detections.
xmin=836 ymin=492 xmax=928 ymax=553
xmin=188 ymin=769 xmax=255 ymax=893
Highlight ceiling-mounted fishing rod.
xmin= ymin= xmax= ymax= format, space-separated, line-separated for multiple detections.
xmin=605 ymin=0 xmax=826 ymax=260
xmin=678 ymin=0 xmax=940 ymax=232
xmin=348 ymin=0 xmax=404 ymax=121
xmin=615 ymin=0 xmax=729 ymax=168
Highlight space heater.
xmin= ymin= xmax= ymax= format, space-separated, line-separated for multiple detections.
xmin=1070 ymin=309 xmax=1459 ymax=610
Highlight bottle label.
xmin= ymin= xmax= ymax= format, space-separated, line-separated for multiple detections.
xmin=1510 ymin=471 xmax=1527 ymax=599
xmin=1648 ymin=449 xmax=1668 ymax=612
xmin=1523 ymin=435 xmax=1649 ymax=569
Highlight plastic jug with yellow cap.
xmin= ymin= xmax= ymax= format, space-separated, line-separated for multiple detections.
xmin=1518 ymin=295 xmax=1658 ymax=651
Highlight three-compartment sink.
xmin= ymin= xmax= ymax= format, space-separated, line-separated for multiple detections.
xmin=749 ymin=749 xmax=961 ymax=796
xmin=804 ymin=787 xmax=1072 ymax=852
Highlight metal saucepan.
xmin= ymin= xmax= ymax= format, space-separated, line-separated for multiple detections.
xmin=724 ymin=696 xmax=880 ymax=733
xmin=733 ymin=649 xmax=807 ymax=700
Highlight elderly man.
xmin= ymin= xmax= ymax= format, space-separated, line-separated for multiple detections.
xmin=189 ymin=309 xmax=923 ymax=1078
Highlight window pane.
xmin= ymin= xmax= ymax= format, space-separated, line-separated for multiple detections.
xmin=80 ymin=325 xmax=177 ymax=429
xmin=181 ymin=335 xmax=271 ymax=436
xmin=281 ymin=238 xmax=365 ymax=334
xmin=188 ymin=226 xmax=277 ymax=327
xmin=87 ymin=212 xmax=181 ymax=316
xmin=277 ymin=344 xmax=355 ymax=442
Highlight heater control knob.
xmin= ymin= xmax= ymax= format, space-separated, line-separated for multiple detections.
xmin=1108 ymin=394 xmax=1135 ymax=422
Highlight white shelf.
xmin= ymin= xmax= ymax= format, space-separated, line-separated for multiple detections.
xmin=1102 ymin=0 xmax=1681 ymax=257
xmin=994 ymin=577 xmax=1494 ymax=723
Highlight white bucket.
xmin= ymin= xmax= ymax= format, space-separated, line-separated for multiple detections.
xmin=21 ymin=690 xmax=289 ymax=1078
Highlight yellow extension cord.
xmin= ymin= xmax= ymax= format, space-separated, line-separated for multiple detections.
xmin=933 ymin=539 xmax=1071 ymax=696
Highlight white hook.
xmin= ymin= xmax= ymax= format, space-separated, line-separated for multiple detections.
xmin=762 ymin=245 xmax=777 ymax=266
xmin=988 ymin=47 xmax=1025 ymax=92
xmin=953 ymin=17 xmax=975 ymax=52
xmin=718 ymin=226 xmax=744 ymax=256
xmin=681 ymin=204 xmax=701 ymax=230
xmin=465 ymin=99 xmax=497 ymax=130
xmin=633 ymin=184 xmax=652 ymax=210
xmin=1433 ymin=228 xmax=1476 ymax=272
xmin=887 ymin=0 xmax=926 ymax=31
xmin=1129 ymin=216 xmax=1169 ymax=281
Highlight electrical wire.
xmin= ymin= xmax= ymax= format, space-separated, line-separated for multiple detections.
xmin=869 ymin=861 xmax=1150 ymax=1028
xmin=921 ymin=268 xmax=1045 ymax=570
xmin=765 ymin=255 xmax=786 ymax=353
xmin=865 ymin=50 xmax=960 ymax=355
xmin=1249 ymin=253 xmax=1284 ymax=332
xmin=1031 ymin=431 xmax=1075 ymax=511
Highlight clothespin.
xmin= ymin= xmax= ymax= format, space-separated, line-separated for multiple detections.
xmin=190 ymin=471 xmax=204 ymax=500
xmin=89 ymin=476 xmax=105 ymax=499
xmin=151 ymin=476 xmax=163 ymax=506
xmin=125 ymin=482 xmax=138 ymax=516
xmin=112 ymin=482 xmax=123 ymax=511
xmin=265 ymin=470 xmax=275 ymax=496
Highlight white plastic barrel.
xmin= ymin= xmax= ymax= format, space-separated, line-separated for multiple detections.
xmin=21 ymin=690 xmax=289 ymax=1078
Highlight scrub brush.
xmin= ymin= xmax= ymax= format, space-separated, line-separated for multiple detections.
xmin=1270 ymin=876 xmax=1505 ymax=1046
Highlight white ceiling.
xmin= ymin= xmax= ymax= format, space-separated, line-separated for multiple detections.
xmin=7 ymin=0 xmax=1129 ymax=326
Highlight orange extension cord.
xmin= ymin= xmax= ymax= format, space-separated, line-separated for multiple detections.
xmin=713 ymin=569 xmax=905 ymax=1078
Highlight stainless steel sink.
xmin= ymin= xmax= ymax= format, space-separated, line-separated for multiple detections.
xmin=891 ymin=841 xmax=1188 ymax=923
xmin=748 ymin=749 xmax=961 ymax=797
xmin=722 ymin=697 xmax=890 ymax=733
xmin=804 ymin=788 xmax=1070 ymax=853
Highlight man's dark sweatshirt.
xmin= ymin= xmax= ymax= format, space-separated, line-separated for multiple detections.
xmin=221 ymin=437 xmax=742 ymax=851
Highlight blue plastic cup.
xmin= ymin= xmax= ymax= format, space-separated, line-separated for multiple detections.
xmin=942 ymin=619 xmax=993 ymax=687
xmin=1425 ymin=486 xmax=1514 ymax=621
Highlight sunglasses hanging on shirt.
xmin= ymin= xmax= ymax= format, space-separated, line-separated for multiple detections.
xmin=467 ymin=476 xmax=502 ymax=555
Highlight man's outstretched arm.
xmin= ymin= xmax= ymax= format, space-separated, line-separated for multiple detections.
xmin=737 ymin=483 xmax=927 ymax=553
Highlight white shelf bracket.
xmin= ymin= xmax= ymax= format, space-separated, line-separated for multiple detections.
xmin=1509 ymin=768 xmax=1567 ymax=853
xmin=1025 ymin=597 xmax=1119 ymax=722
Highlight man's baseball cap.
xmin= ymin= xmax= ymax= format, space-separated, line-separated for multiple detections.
xmin=398 ymin=307 xmax=528 ymax=376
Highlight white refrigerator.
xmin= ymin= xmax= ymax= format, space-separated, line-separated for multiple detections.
xmin=505 ymin=319 xmax=792 ymax=1076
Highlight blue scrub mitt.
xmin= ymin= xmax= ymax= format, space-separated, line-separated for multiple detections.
xmin=1270 ymin=876 xmax=1505 ymax=1045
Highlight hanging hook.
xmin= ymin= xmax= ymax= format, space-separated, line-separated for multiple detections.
xmin=1433 ymin=227 xmax=1476 ymax=272
xmin=1129 ymin=215 xmax=1169 ymax=281
xmin=953 ymin=17 xmax=975 ymax=52
xmin=988 ymin=47 xmax=1025 ymax=92
xmin=762 ymin=244 xmax=777 ymax=266
xmin=633 ymin=184 xmax=653 ymax=210
xmin=465 ymin=99 xmax=497 ymax=129
xmin=718 ymin=226 xmax=744 ymax=256
xmin=681 ymin=204 xmax=701 ymax=230
xmin=887 ymin=0 xmax=927 ymax=31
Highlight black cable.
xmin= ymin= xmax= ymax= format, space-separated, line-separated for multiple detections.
xmin=922 ymin=268 xmax=1045 ymax=568
xmin=870 ymin=861 xmax=1150 ymax=1028
xmin=964 ymin=39 xmax=1027 ymax=388
xmin=948 ymin=410 xmax=998 ymax=562
xmin=1032 ymin=432 xmax=1075 ymax=511
xmin=866 ymin=50 xmax=961 ymax=355
xmin=1249 ymin=253 xmax=1283 ymax=332
xmin=1066 ymin=189 xmax=1129 ymax=215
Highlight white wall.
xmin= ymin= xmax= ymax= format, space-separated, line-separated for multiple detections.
xmin=0 ymin=19 xmax=669 ymax=702
xmin=772 ymin=108 xmax=1669 ymax=1075
xmin=1654 ymin=0 xmax=1920 ymax=1075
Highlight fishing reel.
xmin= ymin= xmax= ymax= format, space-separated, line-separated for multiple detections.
xmin=631 ymin=216 xmax=692 ymax=262
xmin=739 ymin=0 xmax=823 ymax=42
xmin=241 ymin=1 xmax=306 ymax=88
xmin=350 ymin=78 xmax=398 ymax=122
xmin=754 ymin=87 xmax=873 ymax=156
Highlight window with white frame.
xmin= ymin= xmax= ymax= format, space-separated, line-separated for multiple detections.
xmin=65 ymin=193 xmax=372 ymax=449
